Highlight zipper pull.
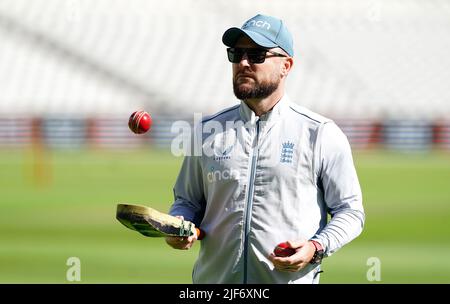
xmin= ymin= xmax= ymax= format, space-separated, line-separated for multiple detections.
xmin=255 ymin=118 xmax=261 ymax=146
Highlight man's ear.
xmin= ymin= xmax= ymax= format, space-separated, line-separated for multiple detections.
xmin=281 ymin=57 xmax=294 ymax=77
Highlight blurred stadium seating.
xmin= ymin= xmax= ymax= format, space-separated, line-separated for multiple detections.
xmin=0 ymin=0 xmax=449 ymax=149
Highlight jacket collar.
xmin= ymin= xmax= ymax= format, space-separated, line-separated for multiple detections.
xmin=239 ymin=94 xmax=290 ymax=124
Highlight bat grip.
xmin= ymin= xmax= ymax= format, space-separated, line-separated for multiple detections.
xmin=195 ymin=228 xmax=205 ymax=240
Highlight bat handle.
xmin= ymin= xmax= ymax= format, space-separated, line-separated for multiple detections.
xmin=195 ymin=228 xmax=205 ymax=240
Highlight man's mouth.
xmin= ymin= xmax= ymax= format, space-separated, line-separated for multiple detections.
xmin=236 ymin=73 xmax=255 ymax=81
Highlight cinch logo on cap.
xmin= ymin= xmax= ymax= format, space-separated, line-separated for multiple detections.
xmin=222 ymin=14 xmax=294 ymax=57
xmin=244 ymin=20 xmax=271 ymax=30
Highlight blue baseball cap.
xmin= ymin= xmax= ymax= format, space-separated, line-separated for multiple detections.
xmin=222 ymin=14 xmax=294 ymax=57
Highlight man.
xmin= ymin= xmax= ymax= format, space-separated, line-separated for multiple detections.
xmin=166 ymin=14 xmax=365 ymax=284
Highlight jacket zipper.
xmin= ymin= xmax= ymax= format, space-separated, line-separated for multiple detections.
xmin=243 ymin=119 xmax=260 ymax=284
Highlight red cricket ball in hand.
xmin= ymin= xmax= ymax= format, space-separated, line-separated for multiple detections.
xmin=128 ymin=110 xmax=152 ymax=134
xmin=273 ymin=242 xmax=296 ymax=257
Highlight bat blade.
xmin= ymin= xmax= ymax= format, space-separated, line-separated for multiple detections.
xmin=116 ymin=203 xmax=199 ymax=238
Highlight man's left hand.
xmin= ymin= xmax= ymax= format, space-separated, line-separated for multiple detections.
xmin=268 ymin=240 xmax=316 ymax=272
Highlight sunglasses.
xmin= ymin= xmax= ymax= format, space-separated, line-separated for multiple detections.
xmin=227 ymin=47 xmax=288 ymax=64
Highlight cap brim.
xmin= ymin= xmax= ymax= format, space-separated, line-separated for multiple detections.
xmin=222 ymin=28 xmax=277 ymax=49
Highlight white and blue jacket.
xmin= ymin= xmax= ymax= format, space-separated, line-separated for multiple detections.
xmin=170 ymin=95 xmax=365 ymax=284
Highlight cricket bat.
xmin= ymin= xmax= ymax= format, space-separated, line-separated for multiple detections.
xmin=116 ymin=203 xmax=205 ymax=240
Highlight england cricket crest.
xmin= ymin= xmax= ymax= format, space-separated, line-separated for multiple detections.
xmin=280 ymin=141 xmax=295 ymax=164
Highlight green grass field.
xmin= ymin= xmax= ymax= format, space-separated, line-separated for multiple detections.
xmin=1 ymin=149 xmax=449 ymax=283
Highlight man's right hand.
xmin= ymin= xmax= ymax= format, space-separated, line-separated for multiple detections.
xmin=164 ymin=216 xmax=197 ymax=250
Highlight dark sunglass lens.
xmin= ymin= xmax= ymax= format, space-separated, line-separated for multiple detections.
xmin=227 ymin=48 xmax=242 ymax=63
xmin=247 ymin=49 xmax=266 ymax=64
xmin=227 ymin=48 xmax=267 ymax=64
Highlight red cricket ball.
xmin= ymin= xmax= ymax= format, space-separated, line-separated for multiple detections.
xmin=273 ymin=242 xmax=296 ymax=257
xmin=128 ymin=110 xmax=152 ymax=134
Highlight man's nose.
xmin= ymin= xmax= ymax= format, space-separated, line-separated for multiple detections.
xmin=238 ymin=52 xmax=251 ymax=67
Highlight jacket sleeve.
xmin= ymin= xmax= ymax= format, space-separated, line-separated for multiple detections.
xmin=311 ymin=122 xmax=365 ymax=256
xmin=169 ymin=153 xmax=206 ymax=227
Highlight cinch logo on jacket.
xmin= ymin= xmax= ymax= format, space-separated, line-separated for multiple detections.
xmin=207 ymin=166 xmax=240 ymax=183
